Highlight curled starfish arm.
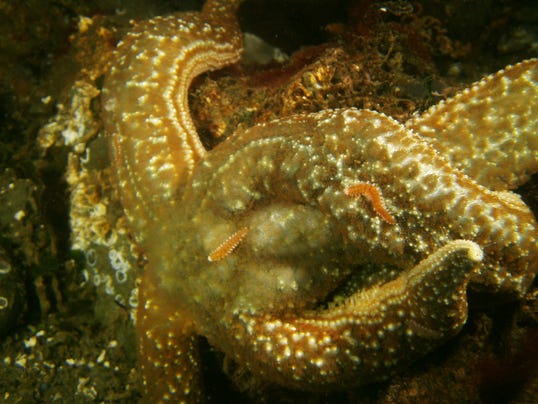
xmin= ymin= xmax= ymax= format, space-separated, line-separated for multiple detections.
xmin=101 ymin=0 xmax=538 ymax=397
xmin=185 ymin=108 xmax=536 ymax=294
xmin=102 ymin=0 xmax=243 ymax=234
xmin=406 ymin=59 xmax=538 ymax=191
xmin=229 ymin=240 xmax=483 ymax=389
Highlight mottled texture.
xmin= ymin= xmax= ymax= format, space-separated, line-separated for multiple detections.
xmin=102 ymin=0 xmax=244 ymax=236
xmin=101 ymin=0 xmax=538 ymax=401
xmin=406 ymin=59 xmax=538 ymax=191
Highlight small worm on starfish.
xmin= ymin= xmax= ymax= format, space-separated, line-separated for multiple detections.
xmin=344 ymin=182 xmax=396 ymax=224
xmin=208 ymin=227 xmax=249 ymax=262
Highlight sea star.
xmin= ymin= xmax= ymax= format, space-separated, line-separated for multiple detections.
xmin=101 ymin=0 xmax=538 ymax=401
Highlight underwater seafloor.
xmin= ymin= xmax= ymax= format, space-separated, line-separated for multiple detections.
xmin=0 ymin=0 xmax=537 ymax=402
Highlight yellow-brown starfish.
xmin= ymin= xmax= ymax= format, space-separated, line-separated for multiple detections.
xmin=101 ymin=0 xmax=538 ymax=401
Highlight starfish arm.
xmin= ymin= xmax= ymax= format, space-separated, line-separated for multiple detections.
xmin=406 ymin=59 xmax=538 ymax=191
xmin=102 ymin=0 xmax=243 ymax=235
xmin=137 ymin=268 xmax=204 ymax=402
xmin=180 ymin=108 xmax=537 ymax=306
xmin=162 ymin=107 xmax=537 ymax=392
xmin=229 ymin=240 xmax=482 ymax=390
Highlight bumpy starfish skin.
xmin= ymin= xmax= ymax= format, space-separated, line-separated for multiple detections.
xmin=102 ymin=1 xmax=244 ymax=400
xmin=102 ymin=0 xmax=243 ymax=236
xmin=101 ymin=0 xmax=538 ymax=400
xmin=406 ymin=59 xmax=538 ymax=191
xmin=168 ymin=108 xmax=535 ymax=389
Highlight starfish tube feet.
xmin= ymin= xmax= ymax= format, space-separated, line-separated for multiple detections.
xmin=231 ymin=240 xmax=483 ymax=390
xmin=208 ymin=227 xmax=249 ymax=262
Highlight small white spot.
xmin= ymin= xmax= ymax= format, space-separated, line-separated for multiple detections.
xmin=23 ymin=337 xmax=37 ymax=348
